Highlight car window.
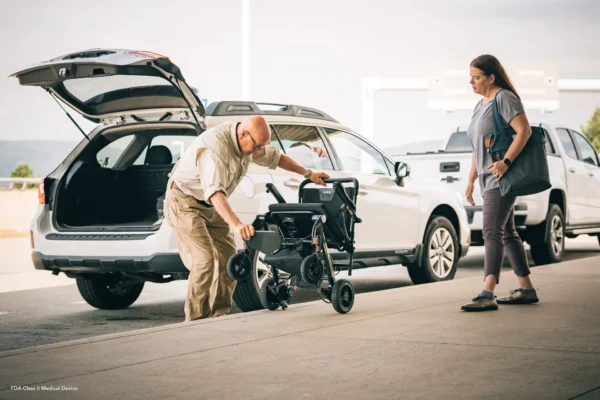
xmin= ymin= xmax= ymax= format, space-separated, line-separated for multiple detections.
xmin=271 ymin=125 xmax=333 ymax=170
xmin=556 ymin=128 xmax=578 ymax=160
xmin=97 ymin=135 xmax=135 ymax=168
xmin=571 ymin=131 xmax=599 ymax=166
xmin=323 ymin=128 xmax=390 ymax=175
xmin=445 ymin=131 xmax=472 ymax=152
xmin=543 ymin=129 xmax=556 ymax=155
xmin=133 ymin=135 xmax=197 ymax=165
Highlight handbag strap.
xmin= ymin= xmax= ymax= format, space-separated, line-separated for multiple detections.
xmin=491 ymin=89 xmax=506 ymax=137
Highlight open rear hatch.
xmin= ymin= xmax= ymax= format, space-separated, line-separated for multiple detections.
xmin=10 ymin=48 xmax=205 ymax=125
xmin=10 ymin=49 xmax=206 ymax=233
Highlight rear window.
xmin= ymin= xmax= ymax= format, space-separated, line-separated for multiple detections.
xmin=63 ymin=75 xmax=173 ymax=103
xmin=96 ymin=130 xmax=197 ymax=169
xmin=445 ymin=131 xmax=472 ymax=152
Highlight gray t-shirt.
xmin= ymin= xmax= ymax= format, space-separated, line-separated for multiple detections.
xmin=467 ymin=89 xmax=525 ymax=195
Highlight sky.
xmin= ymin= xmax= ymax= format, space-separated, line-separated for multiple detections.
xmin=0 ymin=0 xmax=599 ymax=150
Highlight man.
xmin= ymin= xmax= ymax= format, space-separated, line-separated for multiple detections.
xmin=163 ymin=116 xmax=330 ymax=321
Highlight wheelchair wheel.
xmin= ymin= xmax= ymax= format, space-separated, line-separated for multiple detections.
xmin=227 ymin=251 xmax=252 ymax=281
xmin=331 ymin=279 xmax=354 ymax=314
xmin=300 ymin=254 xmax=324 ymax=287
xmin=259 ymin=277 xmax=281 ymax=311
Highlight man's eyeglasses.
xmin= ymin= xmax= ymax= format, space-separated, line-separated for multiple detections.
xmin=244 ymin=130 xmax=269 ymax=151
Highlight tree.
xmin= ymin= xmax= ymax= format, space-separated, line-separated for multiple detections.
xmin=9 ymin=163 xmax=38 ymax=189
xmin=582 ymin=107 xmax=600 ymax=152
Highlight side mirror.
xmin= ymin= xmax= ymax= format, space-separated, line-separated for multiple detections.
xmin=394 ymin=161 xmax=410 ymax=184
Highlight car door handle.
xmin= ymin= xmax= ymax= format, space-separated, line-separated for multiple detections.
xmin=283 ymin=179 xmax=300 ymax=189
xmin=569 ymin=167 xmax=576 ymax=173
xmin=358 ymin=189 xmax=369 ymax=196
xmin=589 ymin=172 xmax=595 ymax=177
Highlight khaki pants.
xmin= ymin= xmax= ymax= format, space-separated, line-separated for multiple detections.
xmin=163 ymin=183 xmax=237 ymax=321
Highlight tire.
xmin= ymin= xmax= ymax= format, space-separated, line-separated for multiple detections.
xmin=331 ymin=279 xmax=354 ymax=314
xmin=232 ymin=249 xmax=290 ymax=312
xmin=300 ymin=254 xmax=323 ymax=287
xmin=530 ymin=204 xmax=564 ymax=266
xmin=407 ymin=215 xmax=459 ymax=285
xmin=259 ymin=277 xmax=280 ymax=311
xmin=227 ymin=251 xmax=252 ymax=281
xmin=76 ymin=275 xmax=144 ymax=310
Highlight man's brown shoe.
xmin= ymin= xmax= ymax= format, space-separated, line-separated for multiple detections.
xmin=461 ymin=295 xmax=498 ymax=312
xmin=497 ymin=289 xmax=539 ymax=305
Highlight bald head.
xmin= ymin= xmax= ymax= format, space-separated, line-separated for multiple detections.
xmin=236 ymin=116 xmax=272 ymax=156
xmin=241 ymin=116 xmax=270 ymax=142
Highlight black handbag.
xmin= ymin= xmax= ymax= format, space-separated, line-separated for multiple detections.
xmin=489 ymin=91 xmax=552 ymax=197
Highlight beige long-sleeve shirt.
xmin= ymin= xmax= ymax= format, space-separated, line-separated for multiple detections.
xmin=170 ymin=122 xmax=282 ymax=204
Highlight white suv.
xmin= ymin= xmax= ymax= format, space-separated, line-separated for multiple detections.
xmin=11 ymin=49 xmax=470 ymax=311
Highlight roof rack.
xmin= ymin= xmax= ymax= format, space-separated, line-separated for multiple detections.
xmin=205 ymin=101 xmax=339 ymax=123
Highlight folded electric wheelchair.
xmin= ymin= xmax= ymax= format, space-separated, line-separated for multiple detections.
xmin=227 ymin=178 xmax=362 ymax=314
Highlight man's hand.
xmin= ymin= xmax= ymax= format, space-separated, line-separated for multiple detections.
xmin=487 ymin=161 xmax=508 ymax=181
xmin=465 ymin=182 xmax=475 ymax=206
xmin=309 ymin=171 xmax=330 ymax=186
xmin=209 ymin=192 xmax=255 ymax=240
xmin=234 ymin=223 xmax=255 ymax=241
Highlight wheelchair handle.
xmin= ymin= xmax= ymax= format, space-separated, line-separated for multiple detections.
xmin=298 ymin=177 xmax=360 ymax=195
xmin=298 ymin=178 xmax=361 ymax=223
xmin=322 ymin=177 xmax=360 ymax=186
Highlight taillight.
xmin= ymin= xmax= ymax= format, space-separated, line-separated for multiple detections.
xmin=37 ymin=179 xmax=46 ymax=205
xmin=30 ymin=230 xmax=35 ymax=249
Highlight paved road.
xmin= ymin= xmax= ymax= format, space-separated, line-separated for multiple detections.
xmin=0 ymin=236 xmax=598 ymax=352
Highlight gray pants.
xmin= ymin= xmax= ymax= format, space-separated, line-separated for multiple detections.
xmin=483 ymin=188 xmax=531 ymax=284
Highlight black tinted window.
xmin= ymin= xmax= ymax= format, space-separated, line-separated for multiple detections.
xmin=572 ymin=131 xmax=599 ymax=166
xmin=543 ymin=129 xmax=556 ymax=154
xmin=556 ymin=128 xmax=578 ymax=160
xmin=445 ymin=131 xmax=472 ymax=152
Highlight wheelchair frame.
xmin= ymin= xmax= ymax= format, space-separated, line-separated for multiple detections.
xmin=227 ymin=178 xmax=362 ymax=314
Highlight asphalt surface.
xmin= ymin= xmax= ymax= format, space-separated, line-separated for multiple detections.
xmin=0 ymin=236 xmax=598 ymax=352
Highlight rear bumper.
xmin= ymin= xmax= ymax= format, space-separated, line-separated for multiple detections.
xmin=31 ymin=252 xmax=187 ymax=274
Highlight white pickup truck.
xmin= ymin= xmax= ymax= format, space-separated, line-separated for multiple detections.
xmin=388 ymin=123 xmax=600 ymax=265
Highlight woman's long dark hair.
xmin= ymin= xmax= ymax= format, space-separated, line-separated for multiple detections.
xmin=470 ymin=55 xmax=520 ymax=100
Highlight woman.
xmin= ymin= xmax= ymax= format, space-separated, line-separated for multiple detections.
xmin=461 ymin=54 xmax=539 ymax=312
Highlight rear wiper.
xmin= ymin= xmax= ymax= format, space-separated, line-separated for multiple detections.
xmin=46 ymin=89 xmax=90 ymax=142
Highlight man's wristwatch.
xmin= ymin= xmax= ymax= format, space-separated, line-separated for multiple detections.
xmin=503 ymin=158 xmax=512 ymax=167
xmin=303 ymin=169 xmax=313 ymax=179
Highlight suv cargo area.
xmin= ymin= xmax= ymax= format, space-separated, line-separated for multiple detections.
xmin=53 ymin=125 xmax=198 ymax=232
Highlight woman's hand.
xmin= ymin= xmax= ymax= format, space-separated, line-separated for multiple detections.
xmin=488 ymin=161 xmax=509 ymax=181
xmin=465 ymin=182 xmax=475 ymax=206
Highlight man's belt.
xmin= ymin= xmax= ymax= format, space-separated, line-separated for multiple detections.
xmin=169 ymin=181 xmax=213 ymax=208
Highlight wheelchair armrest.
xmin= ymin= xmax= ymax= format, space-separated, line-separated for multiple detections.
xmin=244 ymin=230 xmax=282 ymax=254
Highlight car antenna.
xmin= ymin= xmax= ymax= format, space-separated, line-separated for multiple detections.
xmin=45 ymin=88 xmax=91 ymax=142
